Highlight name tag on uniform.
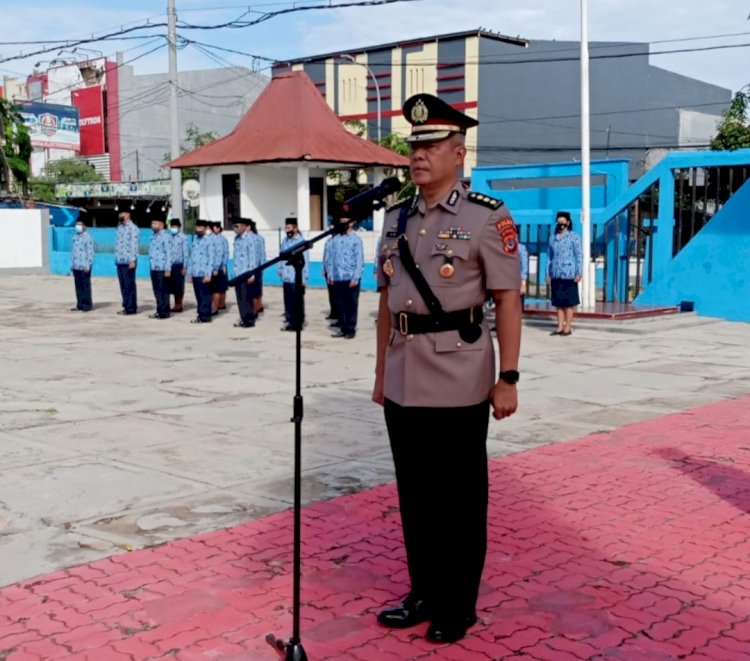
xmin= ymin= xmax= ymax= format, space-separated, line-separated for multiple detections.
xmin=385 ymin=231 xmax=399 ymax=238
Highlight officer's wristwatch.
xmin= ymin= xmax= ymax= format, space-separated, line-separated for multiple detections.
xmin=498 ymin=370 xmax=520 ymax=385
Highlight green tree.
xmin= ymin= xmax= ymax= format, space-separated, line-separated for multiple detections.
xmin=0 ymin=98 xmax=32 ymax=194
xmin=28 ymin=158 xmax=102 ymax=202
xmin=164 ymin=122 xmax=218 ymax=181
xmin=328 ymin=131 xmax=412 ymax=211
xmin=710 ymin=88 xmax=750 ymax=151
xmin=378 ymin=133 xmax=415 ymax=199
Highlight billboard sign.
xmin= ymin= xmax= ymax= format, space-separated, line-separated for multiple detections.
xmin=16 ymin=101 xmax=80 ymax=151
xmin=72 ymin=86 xmax=105 ymax=155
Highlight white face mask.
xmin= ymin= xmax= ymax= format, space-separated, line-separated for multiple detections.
xmin=75 ymin=224 xmax=84 ymax=234
xmin=169 ymin=227 xmax=179 ymax=235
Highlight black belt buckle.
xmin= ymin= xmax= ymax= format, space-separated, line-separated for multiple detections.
xmin=398 ymin=312 xmax=409 ymax=336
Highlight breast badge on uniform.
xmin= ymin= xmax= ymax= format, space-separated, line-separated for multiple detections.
xmin=496 ymin=217 xmax=519 ymax=254
xmin=383 ymin=258 xmax=395 ymax=278
xmin=439 ymin=259 xmax=455 ymax=279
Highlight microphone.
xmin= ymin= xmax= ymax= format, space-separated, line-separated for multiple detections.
xmin=342 ymin=177 xmax=402 ymax=215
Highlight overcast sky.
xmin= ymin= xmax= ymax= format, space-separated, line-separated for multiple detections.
xmin=1 ymin=0 xmax=748 ymax=93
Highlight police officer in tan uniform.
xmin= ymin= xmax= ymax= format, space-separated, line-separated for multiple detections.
xmin=373 ymin=94 xmax=522 ymax=644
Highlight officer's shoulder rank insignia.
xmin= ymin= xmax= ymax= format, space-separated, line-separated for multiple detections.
xmin=467 ymin=192 xmax=503 ymax=210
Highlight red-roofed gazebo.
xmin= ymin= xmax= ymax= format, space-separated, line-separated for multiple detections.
xmin=168 ymin=70 xmax=408 ymax=236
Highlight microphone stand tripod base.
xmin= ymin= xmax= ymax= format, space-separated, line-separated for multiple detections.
xmin=266 ymin=634 xmax=308 ymax=661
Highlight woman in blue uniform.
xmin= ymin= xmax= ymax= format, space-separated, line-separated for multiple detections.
xmin=546 ymin=211 xmax=582 ymax=336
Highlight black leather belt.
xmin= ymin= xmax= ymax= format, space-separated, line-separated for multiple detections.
xmin=392 ymin=306 xmax=483 ymax=336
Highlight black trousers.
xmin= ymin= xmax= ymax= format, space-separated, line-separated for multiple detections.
xmin=235 ymin=280 xmax=256 ymax=325
xmin=384 ymin=399 xmax=490 ymax=620
xmin=283 ymin=282 xmax=305 ymax=330
xmin=192 ymin=277 xmax=212 ymax=322
xmin=116 ymin=263 xmax=137 ymax=313
xmin=150 ymin=271 xmax=171 ymax=317
xmin=72 ymin=269 xmax=92 ymax=311
xmin=327 ymin=283 xmax=339 ymax=319
xmin=169 ymin=263 xmax=185 ymax=301
xmin=333 ymin=281 xmax=359 ymax=335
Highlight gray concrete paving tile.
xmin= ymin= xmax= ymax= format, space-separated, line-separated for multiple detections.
xmin=0 ymin=274 xmax=749 ymax=586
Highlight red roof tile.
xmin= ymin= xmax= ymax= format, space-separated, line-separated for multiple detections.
xmin=168 ymin=71 xmax=409 ymax=169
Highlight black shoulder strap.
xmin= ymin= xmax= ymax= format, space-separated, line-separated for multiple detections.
xmin=396 ymin=202 xmax=444 ymax=316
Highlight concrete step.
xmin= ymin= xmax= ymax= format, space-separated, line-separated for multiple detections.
xmin=520 ymin=310 xmax=720 ymax=335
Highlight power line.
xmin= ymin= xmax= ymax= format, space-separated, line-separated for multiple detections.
xmin=177 ymin=0 xmax=420 ymax=29
xmin=0 ymin=23 xmax=168 ymax=66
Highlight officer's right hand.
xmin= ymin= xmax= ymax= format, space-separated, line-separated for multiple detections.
xmin=247 ymin=276 xmax=255 ymax=284
xmin=372 ymin=378 xmax=385 ymax=406
xmin=203 ymin=276 xmax=211 ymax=284
xmin=129 ymin=261 xmax=136 ymax=269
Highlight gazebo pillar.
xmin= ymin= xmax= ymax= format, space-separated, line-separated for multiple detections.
xmin=296 ymin=164 xmax=311 ymax=232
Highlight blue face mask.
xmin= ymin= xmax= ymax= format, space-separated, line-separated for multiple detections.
xmin=169 ymin=227 xmax=179 ymax=235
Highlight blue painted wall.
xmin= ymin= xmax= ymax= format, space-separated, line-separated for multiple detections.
xmin=472 ymin=159 xmax=630 ymax=299
xmin=636 ymin=179 xmax=750 ymax=321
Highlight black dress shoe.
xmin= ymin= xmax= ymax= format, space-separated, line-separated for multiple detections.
xmin=234 ymin=321 xmax=255 ymax=328
xmin=191 ymin=318 xmax=210 ymax=324
xmin=426 ymin=615 xmax=478 ymax=643
xmin=377 ymin=598 xmax=430 ymax=629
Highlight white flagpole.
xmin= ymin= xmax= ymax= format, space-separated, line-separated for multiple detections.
xmin=580 ymin=0 xmax=593 ymax=307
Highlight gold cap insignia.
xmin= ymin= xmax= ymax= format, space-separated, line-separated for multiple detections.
xmin=411 ymin=99 xmax=429 ymax=124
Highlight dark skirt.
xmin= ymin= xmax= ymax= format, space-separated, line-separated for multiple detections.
xmin=211 ymin=270 xmax=228 ymax=294
xmin=551 ymin=278 xmax=580 ymax=308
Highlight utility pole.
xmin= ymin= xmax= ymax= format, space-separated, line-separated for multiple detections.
xmin=580 ymin=0 xmax=593 ymax=308
xmin=135 ymin=149 xmax=141 ymax=181
xmin=167 ymin=0 xmax=181 ymax=219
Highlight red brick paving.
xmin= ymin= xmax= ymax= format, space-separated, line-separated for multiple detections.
xmin=2 ymin=396 xmax=750 ymax=660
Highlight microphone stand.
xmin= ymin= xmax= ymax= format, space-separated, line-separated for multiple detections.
xmin=229 ymin=216 xmax=366 ymax=661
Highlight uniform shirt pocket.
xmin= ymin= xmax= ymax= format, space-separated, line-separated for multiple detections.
xmin=434 ymin=328 xmax=487 ymax=353
xmin=428 ymin=241 xmax=471 ymax=286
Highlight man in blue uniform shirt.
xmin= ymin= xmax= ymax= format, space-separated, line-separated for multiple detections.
xmin=278 ymin=217 xmax=308 ymax=331
xmin=232 ymin=218 xmax=260 ymax=328
xmin=322 ymin=225 xmax=340 ymax=324
xmin=211 ymin=221 xmax=230 ymax=314
xmin=168 ymin=218 xmax=190 ymax=313
xmin=188 ymin=219 xmax=216 ymax=323
xmin=148 ymin=216 xmax=173 ymax=319
xmin=249 ymin=219 xmax=266 ymax=317
xmin=325 ymin=216 xmax=364 ymax=339
xmin=70 ymin=218 xmax=94 ymax=312
xmin=114 ymin=210 xmax=140 ymax=315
